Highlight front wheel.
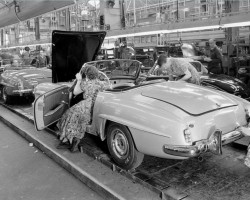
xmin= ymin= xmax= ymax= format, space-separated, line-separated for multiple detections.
xmin=107 ymin=123 xmax=144 ymax=170
xmin=1 ymin=86 xmax=12 ymax=104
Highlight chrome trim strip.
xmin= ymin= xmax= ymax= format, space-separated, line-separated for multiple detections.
xmin=12 ymin=89 xmax=33 ymax=93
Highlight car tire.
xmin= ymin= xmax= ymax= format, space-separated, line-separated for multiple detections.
xmin=107 ymin=123 xmax=144 ymax=170
xmin=1 ymin=86 xmax=12 ymax=104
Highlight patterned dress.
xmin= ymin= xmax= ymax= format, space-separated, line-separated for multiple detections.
xmin=57 ymin=79 xmax=110 ymax=143
xmin=153 ymin=65 xmax=168 ymax=76
xmin=165 ymin=58 xmax=200 ymax=85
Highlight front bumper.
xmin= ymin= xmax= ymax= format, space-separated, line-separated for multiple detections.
xmin=163 ymin=128 xmax=244 ymax=157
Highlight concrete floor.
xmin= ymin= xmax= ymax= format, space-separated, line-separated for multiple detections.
xmin=0 ymin=121 xmax=103 ymax=200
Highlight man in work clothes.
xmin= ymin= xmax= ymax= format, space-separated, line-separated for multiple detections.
xmin=204 ymin=39 xmax=223 ymax=74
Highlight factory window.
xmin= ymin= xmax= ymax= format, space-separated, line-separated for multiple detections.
xmin=147 ymin=36 xmax=151 ymax=43
xmin=240 ymin=1 xmax=246 ymax=7
xmin=151 ymin=36 xmax=157 ymax=42
xmin=141 ymin=37 xmax=146 ymax=43
xmin=127 ymin=38 xmax=133 ymax=43
xmin=240 ymin=0 xmax=249 ymax=8
xmin=134 ymin=37 xmax=140 ymax=44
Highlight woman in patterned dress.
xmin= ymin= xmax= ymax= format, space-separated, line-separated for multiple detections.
xmin=164 ymin=57 xmax=200 ymax=85
xmin=57 ymin=64 xmax=110 ymax=152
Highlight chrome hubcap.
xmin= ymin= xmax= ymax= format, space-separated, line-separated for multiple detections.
xmin=111 ymin=129 xmax=129 ymax=159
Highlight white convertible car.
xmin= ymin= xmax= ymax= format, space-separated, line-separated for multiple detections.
xmin=33 ymin=30 xmax=250 ymax=170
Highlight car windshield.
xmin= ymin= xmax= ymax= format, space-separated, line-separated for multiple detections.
xmin=86 ymin=59 xmax=141 ymax=79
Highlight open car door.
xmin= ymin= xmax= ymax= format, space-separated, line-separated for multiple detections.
xmin=34 ymin=85 xmax=70 ymax=131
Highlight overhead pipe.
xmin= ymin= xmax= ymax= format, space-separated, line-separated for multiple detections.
xmin=0 ymin=0 xmax=75 ymax=28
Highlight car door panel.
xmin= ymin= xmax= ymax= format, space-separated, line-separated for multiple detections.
xmin=34 ymin=85 xmax=70 ymax=131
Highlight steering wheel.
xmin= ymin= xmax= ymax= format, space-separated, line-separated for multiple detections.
xmin=69 ymin=69 xmax=111 ymax=92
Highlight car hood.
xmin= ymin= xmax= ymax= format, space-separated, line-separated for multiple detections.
xmin=52 ymin=30 xmax=106 ymax=83
xmin=141 ymin=82 xmax=238 ymax=116
xmin=2 ymin=68 xmax=51 ymax=81
xmin=201 ymin=74 xmax=250 ymax=98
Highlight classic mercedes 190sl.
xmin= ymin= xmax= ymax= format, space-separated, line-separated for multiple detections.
xmin=0 ymin=67 xmax=51 ymax=103
xmin=33 ymin=30 xmax=250 ymax=170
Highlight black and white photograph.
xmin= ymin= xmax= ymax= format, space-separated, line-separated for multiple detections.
xmin=0 ymin=0 xmax=250 ymax=199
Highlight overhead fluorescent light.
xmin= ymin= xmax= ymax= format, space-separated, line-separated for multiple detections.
xmin=105 ymin=21 xmax=250 ymax=40
xmin=105 ymin=25 xmax=220 ymax=39
xmin=221 ymin=21 xmax=250 ymax=28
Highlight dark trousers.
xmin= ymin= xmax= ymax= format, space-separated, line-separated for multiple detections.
xmin=208 ymin=66 xmax=223 ymax=74
xmin=239 ymin=73 xmax=250 ymax=86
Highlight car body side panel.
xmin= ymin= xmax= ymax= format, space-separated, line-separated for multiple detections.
xmin=128 ymin=127 xmax=188 ymax=159
xmin=92 ymin=90 xmax=190 ymax=148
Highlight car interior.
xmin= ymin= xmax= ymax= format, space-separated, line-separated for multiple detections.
xmin=189 ymin=61 xmax=202 ymax=72
xmin=68 ymin=60 xmax=140 ymax=106
xmin=88 ymin=60 xmax=141 ymax=89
